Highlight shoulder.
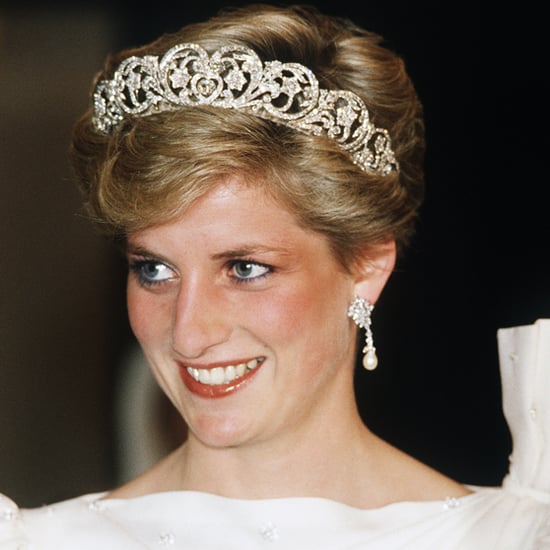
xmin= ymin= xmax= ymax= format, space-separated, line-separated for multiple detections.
xmin=0 ymin=491 xmax=119 ymax=549
xmin=371 ymin=487 xmax=550 ymax=548
xmin=2 ymin=488 xmax=549 ymax=549
xmin=0 ymin=493 xmax=25 ymax=549
xmin=457 ymin=487 xmax=550 ymax=548
xmin=367 ymin=436 xmax=471 ymax=505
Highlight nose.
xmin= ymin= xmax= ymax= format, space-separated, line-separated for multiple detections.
xmin=171 ymin=280 xmax=232 ymax=360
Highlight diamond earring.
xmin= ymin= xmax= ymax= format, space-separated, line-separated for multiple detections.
xmin=347 ymin=296 xmax=378 ymax=370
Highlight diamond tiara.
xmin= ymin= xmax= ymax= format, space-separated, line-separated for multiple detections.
xmin=92 ymin=43 xmax=399 ymax=175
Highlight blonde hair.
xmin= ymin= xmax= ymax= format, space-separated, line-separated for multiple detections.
xmin=70 ymin=3 xmax=425 ymax=266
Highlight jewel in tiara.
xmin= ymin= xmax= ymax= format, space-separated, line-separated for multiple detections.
xmin=92 ymin=43 xmax=399 ymax=176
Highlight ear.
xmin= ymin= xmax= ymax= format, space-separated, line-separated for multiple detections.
xmin=352 ymin=240 xmax=396 ymax=304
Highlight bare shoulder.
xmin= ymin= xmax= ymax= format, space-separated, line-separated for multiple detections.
xmin=102 ymin=448 xmax=182 ymax=500
xmin=370 ymin=436 xmax=471 ymax=504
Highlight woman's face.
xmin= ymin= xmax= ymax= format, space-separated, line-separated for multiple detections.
xmin=126 ymin=178 xmax=361 ymax=449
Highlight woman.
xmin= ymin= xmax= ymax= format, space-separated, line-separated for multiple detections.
xmin=1 ymin=4 xmax=548 ymax=548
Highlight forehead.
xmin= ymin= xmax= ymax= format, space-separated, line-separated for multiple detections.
xmin=184 ymin=178 xmax=296 ymax=230
xmin=128 ymin=178 xmax=323 ymax=252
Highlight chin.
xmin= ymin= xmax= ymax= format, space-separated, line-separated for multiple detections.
xmin=189 ymin=412 xmax=258 ymax=449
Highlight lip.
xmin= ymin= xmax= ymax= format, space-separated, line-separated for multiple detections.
xmin=177 ymin=357 xmax=265 ymax=398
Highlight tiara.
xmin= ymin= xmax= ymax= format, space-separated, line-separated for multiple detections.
xmin=92 ymin=43 xmax=399 ymax=175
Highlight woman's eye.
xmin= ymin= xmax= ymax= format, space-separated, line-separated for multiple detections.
xmin=130 ymin=260 xmax=174 ymax=286
xmin=230 ymin=260 xmax=271 ymax=281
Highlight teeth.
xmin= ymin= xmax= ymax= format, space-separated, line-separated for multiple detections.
xmin=210 ymin=367 xmax=225 ymax=385
xmin=186 ymin=357 xmax=264 ymax=386
xmin=236 ymin=363 xmax=246 ymax=377
xmin=199 ymin=369 xmax=210 ymax=384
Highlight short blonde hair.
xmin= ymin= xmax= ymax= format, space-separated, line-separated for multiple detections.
xmin=70 ymin=3 xmax=425 ymax=266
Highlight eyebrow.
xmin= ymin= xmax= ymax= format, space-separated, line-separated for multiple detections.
xmin=125 ymin=244 xmax=174 ymax=266
xmin=210 ymin=245 xmax=292 ymax=261
xmin=126 ymin=243 xmax=292 ymax=261
xmin=126 ymin=244 xmax=155 ymax=257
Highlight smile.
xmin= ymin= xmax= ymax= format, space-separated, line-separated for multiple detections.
xmin=185 ymin=357 xmax=265 ymax=386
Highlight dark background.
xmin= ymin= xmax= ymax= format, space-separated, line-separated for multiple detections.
xmin=1 ymin=1 xmax=548 ymax=507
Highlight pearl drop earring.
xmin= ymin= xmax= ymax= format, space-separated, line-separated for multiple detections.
xmin=347 ymin=296 xmax=378 ymax=371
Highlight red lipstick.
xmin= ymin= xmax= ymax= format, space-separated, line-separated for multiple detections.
xmin=178 ymin=358 xmax=265 ymax=398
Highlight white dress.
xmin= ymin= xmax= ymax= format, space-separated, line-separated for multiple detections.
xmin=2 ymin=320 xmax=549 ymax=549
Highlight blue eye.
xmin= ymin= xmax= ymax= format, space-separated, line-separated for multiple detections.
xmin=230 ymin=260 xmax=271 ymax=281
xmin=130 ymin=260 xmax=174 ymax=286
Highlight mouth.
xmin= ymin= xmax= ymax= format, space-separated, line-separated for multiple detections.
xmin=185 ymin=357 xmax=265 ymax=385
xmin=178 ymin=357 xmax=265 ymax=398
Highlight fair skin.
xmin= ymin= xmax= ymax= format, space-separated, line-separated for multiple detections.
xmin=108 ymin=177 xmax=469 ymax=508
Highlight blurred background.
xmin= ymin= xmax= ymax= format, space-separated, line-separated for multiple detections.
xmin=1 ymin=1 xmax=547 ymax=508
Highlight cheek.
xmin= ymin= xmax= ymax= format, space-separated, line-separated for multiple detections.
xmin=126 ymin=288 xmax=148 ymax=343
xmin=126 ymin=284 xmax=170 ymax=345
xmin=247 ymin=288 xmax=312 ymax=342
xmin=248 ymin=277 xmax=347 ymax=346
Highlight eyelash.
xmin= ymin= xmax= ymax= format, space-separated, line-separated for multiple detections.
xmin=128 ymin=259 xmax=174 ymax=288
xmin=128 ymin=258 xmax=274 ymax=288
xmin=227 ymin=259 xmax=273 ymax=284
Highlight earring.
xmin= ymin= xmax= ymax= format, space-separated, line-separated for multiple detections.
xmin=347 ymin=296 xmax=378 ymax=371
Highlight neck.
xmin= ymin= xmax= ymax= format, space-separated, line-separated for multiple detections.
xmin=107 ymin=363 xmax=395 ymax=507
xmin=175 ymin=398 xmax=377 ymax=503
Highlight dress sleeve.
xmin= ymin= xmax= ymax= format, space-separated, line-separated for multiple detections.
xmin=497 ymin=319 xmax=550 ymax=547
xmin=498 ymin=318 xmax=550 ymax=498
xmin=0 ymin=493 xmax=28 ymax=549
